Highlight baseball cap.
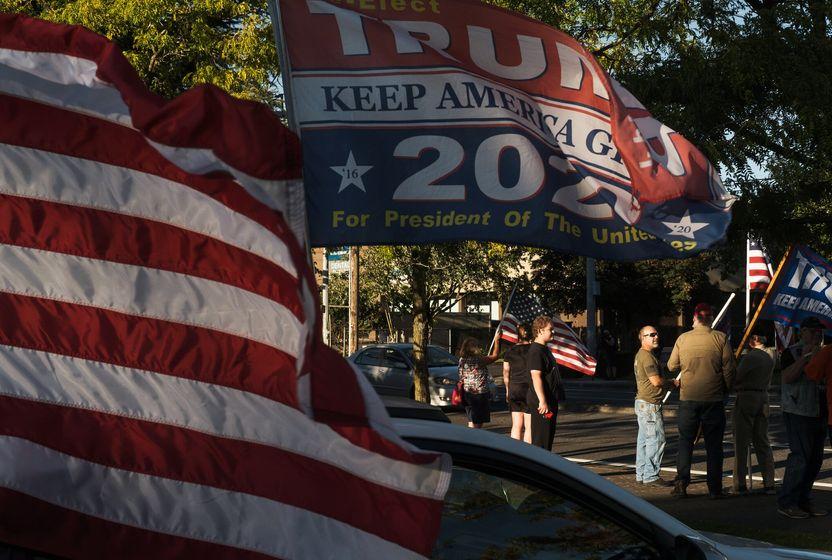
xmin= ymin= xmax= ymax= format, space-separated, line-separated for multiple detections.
xmin=800 ymin=316 xmax=824 ymax=330
xmin=694 ymin=303 xmax=714 ymax=317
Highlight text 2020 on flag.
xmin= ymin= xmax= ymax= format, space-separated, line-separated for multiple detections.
xmin=274 ymin=0 xmax=735 ymax=260
xmin=0 ymin=13 xmax=449 ymax=559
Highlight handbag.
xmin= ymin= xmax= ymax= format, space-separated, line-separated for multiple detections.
xmin=451 ymin=381 xmax=465 ymax=406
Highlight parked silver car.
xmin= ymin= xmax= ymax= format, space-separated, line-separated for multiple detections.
xmin=348 ymin=343 xmax=499 ymax=407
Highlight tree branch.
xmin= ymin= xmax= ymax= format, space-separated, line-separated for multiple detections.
xmin=592 ymin=0 xmax=662 ymax=56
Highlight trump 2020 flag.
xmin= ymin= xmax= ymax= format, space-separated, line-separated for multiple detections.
xmin=759 ymin=245 xmax=832 ymax=333
xmin=0 ymin=13 xmax=449 ymax=559
xmin=274 ymin=0 xmax=735 ymax=260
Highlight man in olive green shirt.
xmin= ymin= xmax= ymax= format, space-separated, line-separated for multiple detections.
xmin=634 ymin=325 xmax=677 ymax=486
xmin=667 ymin=303 xmax=736 ymax=498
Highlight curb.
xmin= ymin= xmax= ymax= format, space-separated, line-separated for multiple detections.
xmin=560 ymin=402 xmax=679 ymax=418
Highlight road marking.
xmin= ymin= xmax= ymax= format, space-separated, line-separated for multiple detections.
xmin=564 ymin=457 xmax=832 ymax=490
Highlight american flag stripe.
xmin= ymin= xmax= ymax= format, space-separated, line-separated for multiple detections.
xmin=0 ymin=13 xmax=448 ymax=558
xmin=0 ymin=292 xmax=297 ymax=404
xmin=0 ymin=437 xmax=427 ymax=560
xmin=747 ymin=240 xmax=773 ymax=291
xmin=0 ymin=397 xmax=441 ymax=553
xmin=0 ymin=243 xmax=304 ymax=356
xmin=0 ymin=344 xmax=446 ymax=497
xmin=0 ymin=121 xmax=300 ymax=280
xmin=0 ymin=488 xmax=276 ymax=560
xmin=499 ymin=291 xmax=597 ymax=375
xmin=0 ymin=193 xmax=303 ymax=314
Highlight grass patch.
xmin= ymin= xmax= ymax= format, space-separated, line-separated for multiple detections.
xmin=688 ymin=520 xmax=832 ymax=552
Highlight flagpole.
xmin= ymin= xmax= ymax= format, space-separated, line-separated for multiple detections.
xmin=267 ymin=0 xmax=298 ymax=133
xmin=662 ymin=292 xmax=735 ymax=404
xmin=487 ymin=282 xmax=518 ymax=354
xmin=745 ymin=235 xmax=751 ymax=327
xmin=735 ymin=245 xmax=795 ymax=359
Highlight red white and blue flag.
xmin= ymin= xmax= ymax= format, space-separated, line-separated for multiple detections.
xmin=275 ymin=0 xmax=735 ymax=260
xmin=499 ymin=292 xmax=597 ymax=376
xmin=747 ymin=238 xmax=774 ymax=292
xmin=0 ymin=13 xmax=449 ymax=559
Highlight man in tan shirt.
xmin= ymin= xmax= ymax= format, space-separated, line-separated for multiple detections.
xmin=634 ymin=325 xmax=678 ymax=486
xmin=667 ymin=303 xmax=736 ymax=498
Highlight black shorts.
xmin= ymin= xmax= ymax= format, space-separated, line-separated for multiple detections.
xmin=508 ymin=383 xmax=529 ymax=413
xmin=464 ymin=391 xmax=491 ymax=424
xmin=509 ymin=399 xmax=528 ymax=413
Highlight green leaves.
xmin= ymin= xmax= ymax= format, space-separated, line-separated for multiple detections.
xmin=3 ymin=0 xmax=281 ymax=108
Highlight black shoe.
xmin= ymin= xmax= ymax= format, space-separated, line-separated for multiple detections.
xmin=644 ymin=477 xmax=674 ymax=487
xmin=708 ymin=491 xmax=726 ymax=500
xmin=800 ymin=504 xmax=829 ymax=517
xmin=670 ymin=481 xmax=687 ymax=498
xmin=732 ymin=487 xmax=749 ymax=496
xmin=778 ymin=506 xmax=810 ymax=519
xmin=763 ymin=486 xmax=777 ymax=496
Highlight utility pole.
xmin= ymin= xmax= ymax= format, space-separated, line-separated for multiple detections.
xmin=321 ymin=248 xmax=330 ymax=346
xmin=586 ymin=257 xmax=597 ymax=356
xmin=348 ymin=245 xmax=359 ymax=354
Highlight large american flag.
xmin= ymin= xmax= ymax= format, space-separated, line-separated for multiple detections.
xmin=747 ymin=238 xmax=774 ymax=292
xmin=499 ymin=292 xmax=597 ymax=376
xmin=0 ymin=13 xmax=448 ymax=559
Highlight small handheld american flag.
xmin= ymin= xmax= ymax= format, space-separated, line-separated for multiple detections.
xmin=499 ymin=291 xmax=597 ymax=376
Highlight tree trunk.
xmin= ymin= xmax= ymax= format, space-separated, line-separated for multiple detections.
xmin=411 ymin=247 xmax=432 ymax=403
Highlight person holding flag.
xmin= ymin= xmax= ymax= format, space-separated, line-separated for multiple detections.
xmin=457 ymin=332 xmax=502 ymax=429
xmin=633 ymin=325 xmax=677 ymax=487
xmin=777 ymin=317 xmax=828 ymax=519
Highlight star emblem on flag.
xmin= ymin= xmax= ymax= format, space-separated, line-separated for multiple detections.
xmin=662 ymin=211 xmax=708 ymax=240
xmin=330 ymin=151 xmax=372 ymax=193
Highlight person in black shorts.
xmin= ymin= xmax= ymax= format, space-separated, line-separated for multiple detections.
xmin=527 ymin=316 xmax=565 ymax=450
xmin=502 ymin=323 xmax=532 ymax=443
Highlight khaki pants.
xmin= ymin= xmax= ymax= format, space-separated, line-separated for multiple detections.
xmin=732 ymin=391 xmax=775 ymax=490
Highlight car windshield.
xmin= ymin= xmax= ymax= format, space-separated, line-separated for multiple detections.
xmin=403 ymin=347 xmax=459 ymax=368
xmin=434 ymin=467 xmax=659 ymax=560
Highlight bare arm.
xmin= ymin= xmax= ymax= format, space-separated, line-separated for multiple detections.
xmin=480 ymin=331 xmax=502 ymax=365
xmin=647 ymin=374 xmax=664 ymax=387
xmin=531 ymin=369 xmax=548 ymax=414
xmin=502 ymin=361 xmax=511 ymax=401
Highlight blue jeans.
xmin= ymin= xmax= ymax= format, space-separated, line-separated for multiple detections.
xmin=635 ymin=399 xmax=666 ymax=482
xmin=778 ymin=411 xmax=827 ymax=509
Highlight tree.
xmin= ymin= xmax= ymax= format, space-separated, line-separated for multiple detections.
xmin=361 ymin=243 xmax=523 ymax=402
xmin=1 ymin=0 xmax=281 ymax=108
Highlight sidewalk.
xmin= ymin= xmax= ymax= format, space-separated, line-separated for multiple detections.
xmin=591 ymin=463 xmax=832 ymax=551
